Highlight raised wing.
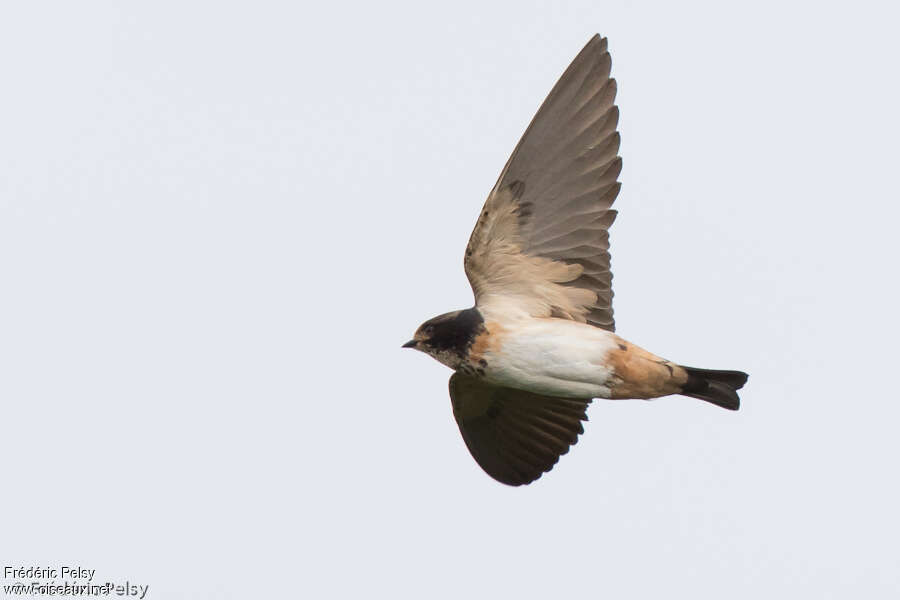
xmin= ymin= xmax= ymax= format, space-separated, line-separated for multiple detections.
xmin=449 ymin=373 xmax=591 ymax=486
xmin=464 ymin=35 xmax=620 ymax=330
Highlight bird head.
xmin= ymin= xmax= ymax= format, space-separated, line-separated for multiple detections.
xmin=402 ymin=309 xmax=482 ymax=369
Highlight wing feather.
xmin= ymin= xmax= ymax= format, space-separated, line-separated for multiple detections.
xmin=449 ymin=373 xmax=592 ymax=486
xmin=464 ymin=35 xmax=621 ymax=330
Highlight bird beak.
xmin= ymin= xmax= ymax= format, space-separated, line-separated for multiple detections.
xmin=402 ymin=340 xmax=418 ymax=349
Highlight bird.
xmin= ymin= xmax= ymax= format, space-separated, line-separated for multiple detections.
xmin=402 ymin=34 xmax=748 ymax=486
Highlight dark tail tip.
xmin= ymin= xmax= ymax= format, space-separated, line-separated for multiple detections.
xmin=680 ymin=367 xmax=748 ymax=411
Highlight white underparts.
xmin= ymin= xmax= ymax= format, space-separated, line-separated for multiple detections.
xmin=479 ymin=316 xmax=619 ymax=399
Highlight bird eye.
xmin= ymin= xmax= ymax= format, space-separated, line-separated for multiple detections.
xmin=425 ymin=325 xmax=435 ymax=335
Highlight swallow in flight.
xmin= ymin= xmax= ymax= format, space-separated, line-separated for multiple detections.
xmin=403 ymin=35 xmax=748 ymax=486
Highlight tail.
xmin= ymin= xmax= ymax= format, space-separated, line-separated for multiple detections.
xmin=679 ymin=367 xmax=748 ymax=411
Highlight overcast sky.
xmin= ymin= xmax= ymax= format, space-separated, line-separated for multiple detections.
xmin=2 ymin=1 xmax=899 ymax=598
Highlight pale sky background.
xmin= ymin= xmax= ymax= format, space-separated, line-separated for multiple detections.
xmin=2 ymin=1 xmax=899 ymax=598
